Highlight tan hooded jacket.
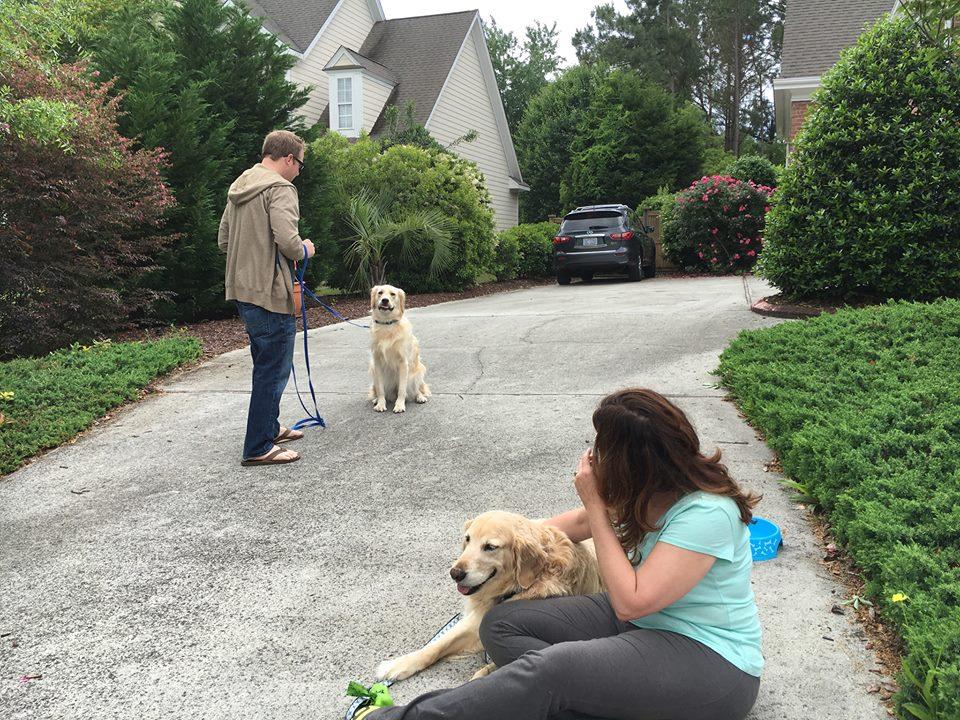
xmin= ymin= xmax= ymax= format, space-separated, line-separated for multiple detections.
xmin=218 ymin=163 xmax=305 ymax=315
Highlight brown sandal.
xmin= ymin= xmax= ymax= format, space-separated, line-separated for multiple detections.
xmin=240 ymin=446 xmax=300 ymax=466
xmin=274 ymin=427 xmax=304 ymax=444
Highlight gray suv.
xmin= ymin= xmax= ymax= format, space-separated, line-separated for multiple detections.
xmin=552 ymin=204 xmax=656 ymax=285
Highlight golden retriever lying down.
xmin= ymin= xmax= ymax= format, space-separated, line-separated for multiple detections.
xmin=368 ymin=284 xmax=430 ymax=414
xmin=376 ymin=511 xmax=603 ymax=682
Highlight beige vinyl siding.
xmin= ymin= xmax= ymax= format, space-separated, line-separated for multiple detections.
xmin=426 ymin=30 xmax=519 ymax=232
xmin=287 ymin=0 xmax=376 ymax=125
xmin=364 ymin=76 xmax=394 ymax=132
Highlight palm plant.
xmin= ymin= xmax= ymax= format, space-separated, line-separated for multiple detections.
xmin=342 ymin=189 xmax=455 ymax=289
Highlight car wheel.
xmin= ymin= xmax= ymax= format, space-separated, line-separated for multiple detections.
xmin=643 ymin=258 xmax=656 ymax=279
xmin=557 ymin=270 xmax=571 ymax=285
xmin=627 ymin=258 xmax=641 ymax=282
xmin=580 ymin=272 xmax=594 ymax=283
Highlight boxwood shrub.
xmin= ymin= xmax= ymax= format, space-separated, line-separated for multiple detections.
xmin=758 ymin=18 xmax=960 ymax=301
xmin=493 ymin=222 xmax=560 ymax=280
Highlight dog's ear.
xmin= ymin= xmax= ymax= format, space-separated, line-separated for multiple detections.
xmin=461 ymin=518 xmax=474 ymax=541
xmin=369 ymin=286 xmax=379 ymax=310
xmin=512 ymin=520 xmax=570 ymax=589
xmin=397 ymin=288 xmax=406 ymax=314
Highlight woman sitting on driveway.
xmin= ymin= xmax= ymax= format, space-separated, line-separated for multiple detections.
xmin=353 ymin=387 xmax=763 ymax=720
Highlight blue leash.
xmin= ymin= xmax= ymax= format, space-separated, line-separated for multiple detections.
xmin=287 ymin=247 xmax=369 ymax=432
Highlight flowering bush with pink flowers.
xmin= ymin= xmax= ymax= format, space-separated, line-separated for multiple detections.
xmin=660 ymin=175 xmax=773 ymax=273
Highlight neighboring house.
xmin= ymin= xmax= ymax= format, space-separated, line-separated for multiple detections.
xmin=240 ymin=0 xmax=528 ymax=231
xmin=773 ymin=0 xmax=896 ymax=153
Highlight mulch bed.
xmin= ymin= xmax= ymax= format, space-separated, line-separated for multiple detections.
xmin=751 ymin=292 xmax=885 ymax=320
xmin=117 ymin=278 xmax=553 ymax=360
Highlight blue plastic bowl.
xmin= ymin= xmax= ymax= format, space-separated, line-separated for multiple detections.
xmin=749 ymin=517 xmax=782 ymax=561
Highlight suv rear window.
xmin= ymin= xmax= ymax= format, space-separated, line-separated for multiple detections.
xmin=560 ymin=211 xmax=623 ymax=233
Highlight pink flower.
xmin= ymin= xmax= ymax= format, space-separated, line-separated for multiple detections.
xmin=764 ymin=206 xmax=771 ymax=213
xmin=711 ymin=228 xmax=718 ymax=235
xmin=733 ymin=253 xmax=741 ymax=260
xmin=710 ymin=257 xmax=718 ymax=263
xmin=698 ymin=252 xmax=704 ymax=258
xmin=739 ymin=205 xmax=746 ymax=212
xmin=702 ymin=195 xmax=709 ymax=202
xmin=747 ymin=250 xmax=756 ymax=257
xmin=723 ymin=205 xmax=729 ymax=212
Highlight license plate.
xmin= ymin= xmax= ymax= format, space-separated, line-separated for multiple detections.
xmin=582 ymin=237 xmax=598 ymax=247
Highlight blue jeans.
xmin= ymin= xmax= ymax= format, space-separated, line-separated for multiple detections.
xmin=236 ymin=301 xmax=295 ymax=459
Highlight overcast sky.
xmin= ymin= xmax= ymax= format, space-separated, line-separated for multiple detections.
xmin=379 ymin=0 xmax=631 ymax=67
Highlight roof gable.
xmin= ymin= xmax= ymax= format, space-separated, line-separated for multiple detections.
xmin=323 ymin=46 xmax=398 ymax=85
xmin=359 ymin=10 xmax=478 ymax=132
xmin=238 ymin=0 xmax=385 ymax=55
xmin=780 ymin=0 xmax=896 ymax=77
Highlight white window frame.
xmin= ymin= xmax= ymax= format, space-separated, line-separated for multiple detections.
xmin=327 ymin=70 xmax=362 ymax=138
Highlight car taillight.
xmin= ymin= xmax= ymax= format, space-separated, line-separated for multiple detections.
xmin=552 ymin=235 xmax=572 ymax=245
xmin=610 ymin=231 xmax=634 ymax=241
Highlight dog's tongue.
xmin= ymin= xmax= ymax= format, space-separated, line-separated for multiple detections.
xmin=456 ymin=583 xmax=472 ymax=595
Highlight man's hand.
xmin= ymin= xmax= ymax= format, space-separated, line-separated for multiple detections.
xmin=303 ymin=238 xmax=316 ymax=258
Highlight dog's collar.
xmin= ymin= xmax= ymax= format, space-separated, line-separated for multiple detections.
xmin=495 ymin=588 xmax=521 ymax=605
xmin=374 ymin=319 xmax=398 ymax=325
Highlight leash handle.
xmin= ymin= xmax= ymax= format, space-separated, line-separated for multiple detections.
xmin=342 ymin=613 xmax=464 ymax=719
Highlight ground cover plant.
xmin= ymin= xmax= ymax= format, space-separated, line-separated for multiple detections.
xmin=0 ymin=335 xmax=201 ymax=476
xmin=717 ymin=300 xmax=960 ymax=719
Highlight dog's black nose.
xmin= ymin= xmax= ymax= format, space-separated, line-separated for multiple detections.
xmin=450 ymin=567 xmax=466 ymax=582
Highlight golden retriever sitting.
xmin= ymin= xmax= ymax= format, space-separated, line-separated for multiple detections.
xmin=375 ymin=511 xmax=603 ymax=682
xmin=368 ymin=284 xmax=430 ymax=413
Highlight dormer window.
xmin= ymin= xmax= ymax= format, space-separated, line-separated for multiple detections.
xmin=337 ymin=77 xmax=353 ymax=130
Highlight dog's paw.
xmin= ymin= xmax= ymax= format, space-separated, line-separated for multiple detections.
xmin=376 ymin=655 xmax=420 ymax=682
xmin=415 ymin=394 xmax=428 ymax=404
xmin=470 ymin=662 xmax=497 ymax=681
xmin=374 ymin=400 xmax=387 ymax=412
xmin=393 ymin=402 xmax=406 ymax=413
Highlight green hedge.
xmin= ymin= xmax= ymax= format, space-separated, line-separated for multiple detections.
xmin=759 ymin=18 xmax=960 ymax=301
xmin=0 ymin=334 xmax=202 ymax=476
xmin=493 ymin=222 xmax=559 ymax=280
xmin=717 ymin=300 xmax=960 ymax=719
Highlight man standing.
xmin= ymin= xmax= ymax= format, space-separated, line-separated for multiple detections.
xmin=218 ymin=130 xmax=316 ymax=466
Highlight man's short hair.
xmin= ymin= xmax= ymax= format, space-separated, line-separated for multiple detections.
xmin=262 ymin=130 xmax=305 ymax=160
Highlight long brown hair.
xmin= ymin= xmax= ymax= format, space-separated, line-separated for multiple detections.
xmin=592 ymin=388 xmax=760 ymax=553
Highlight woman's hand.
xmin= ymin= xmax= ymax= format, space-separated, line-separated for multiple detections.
xmin=574 ymin=449 xmax=603 ymax=508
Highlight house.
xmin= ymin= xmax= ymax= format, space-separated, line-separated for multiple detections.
xmin=773 ymin=0 xmax=896 ymax=153
xmin=239 ymin=0 xmax=528 ymax=231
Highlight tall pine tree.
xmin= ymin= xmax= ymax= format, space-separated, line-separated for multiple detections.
xmin=93 ymin=0 xmax=309 ymax=320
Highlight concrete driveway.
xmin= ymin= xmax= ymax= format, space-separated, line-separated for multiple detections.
xmin=1 ymin=275 xmax=889 ymax=719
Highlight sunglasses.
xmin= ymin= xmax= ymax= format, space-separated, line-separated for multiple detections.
xmin=290 ymin=155 xmax=305 ymax=170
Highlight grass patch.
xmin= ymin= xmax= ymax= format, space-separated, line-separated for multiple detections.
xmin=0 ymin=334 xmax=202 ymax=476
xmin=717 ymin=300 xmax=960 ymax=720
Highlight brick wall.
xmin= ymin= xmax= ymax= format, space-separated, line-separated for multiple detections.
xmin=790 ymin=100 xmax=812 ymax=141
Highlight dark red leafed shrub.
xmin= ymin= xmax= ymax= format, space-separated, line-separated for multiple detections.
xmin=0 ymin=57 xmax=173 ymax=358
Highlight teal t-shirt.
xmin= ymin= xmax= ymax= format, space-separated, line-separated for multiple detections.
xmin=628 ymin=491 xmax=764 ymax=677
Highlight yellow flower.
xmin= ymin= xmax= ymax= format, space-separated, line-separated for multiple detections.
xmin=891 ymin=593 xmax=909 ymax=603
xmin=0 ymin=391 xmax=14 ymax=401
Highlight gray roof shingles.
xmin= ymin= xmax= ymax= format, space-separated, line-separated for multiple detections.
xmin=359 ymin=10 xmax=478 ymax=134
xmin=239 ymin=0 xmax=340 ymax=54
xmin=323 ymin=47 xmax=398 ymax=85
xmin=780 ymin=0 xmax=894 ymax=77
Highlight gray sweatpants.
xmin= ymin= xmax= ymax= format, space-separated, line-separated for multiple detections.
xmin=370 ymin=593 xmax=760 ymax=720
